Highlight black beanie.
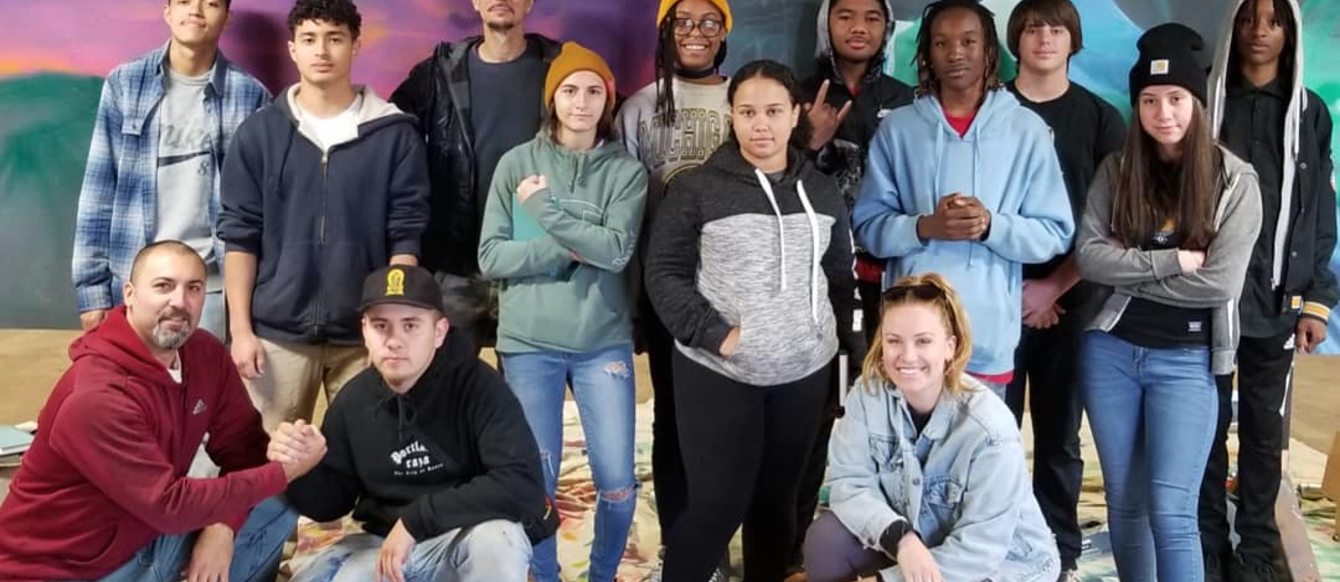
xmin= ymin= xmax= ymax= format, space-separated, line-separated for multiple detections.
xmin=1128 ymin=23 xmax=1209 ymax=106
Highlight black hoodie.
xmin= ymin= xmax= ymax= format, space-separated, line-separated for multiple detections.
xmin=802 ymin=0 xmax=914 ymax=210
xmin=286 ymin=329 xmax=555 ymax=542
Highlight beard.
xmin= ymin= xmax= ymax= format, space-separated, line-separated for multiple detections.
xmin=485 ymin=19 xmax=516 ymax=33
xmin=150 ymin=308 xmax=194 ymax=350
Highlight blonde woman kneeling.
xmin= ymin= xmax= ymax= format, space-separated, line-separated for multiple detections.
xmin=803 ymin=274 xmax=1060 ymax=582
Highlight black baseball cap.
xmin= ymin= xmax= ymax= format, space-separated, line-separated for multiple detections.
xmin=360 ymin=265 xmax=445 ymax=314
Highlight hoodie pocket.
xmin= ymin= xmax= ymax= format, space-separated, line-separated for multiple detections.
xmin=253 ymin=242 xmax=320 ymax=331
xmin=731 ymin=307 xmax=822 ymax=376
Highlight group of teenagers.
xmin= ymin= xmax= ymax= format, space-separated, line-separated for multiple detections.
xmin=0 ymin=0 xmax=1332 ymax=581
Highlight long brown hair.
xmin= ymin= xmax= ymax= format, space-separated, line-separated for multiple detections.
xmin=860 ymin=273 xmax=974 ymax=396
xmin=1111 ymin=97 xmax=1221 ymax=249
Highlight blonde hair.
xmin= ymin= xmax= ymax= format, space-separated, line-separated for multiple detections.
xmin=860 ymin=273 xmax=974 ymax=395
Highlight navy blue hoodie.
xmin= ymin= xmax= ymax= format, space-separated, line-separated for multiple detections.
xmin=219 ymin=86 xmax=430 ymax=345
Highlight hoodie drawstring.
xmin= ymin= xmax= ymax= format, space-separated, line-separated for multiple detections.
xmin=754 ymin=169 xmax=823 ymax=323
xmin=755 ymin=169 xmax=790 ymax=291
xmin=797 ymin=182 xmax=823 ymax=322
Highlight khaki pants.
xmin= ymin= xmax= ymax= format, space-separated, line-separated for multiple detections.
xmin=244 ymin=338 xmax=367 ymax=431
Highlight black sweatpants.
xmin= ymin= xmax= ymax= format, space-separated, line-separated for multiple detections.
xmin=1006 ymin=321 xmax=1085 ymax=570
xmin=1199 ymin=330 xmax=1293 ymax=570
xmin=663 ymin=350 xmax=830 ymax=582
xmin=790 ymin=362 xmax=842 ymax=572
xmin=643 ymin=292 xmax=688 ymax=538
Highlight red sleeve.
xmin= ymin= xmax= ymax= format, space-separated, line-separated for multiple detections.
xmin=203 ymin=354 xmax=279 ymax=531
xmin=47 ymin=385 xmax=287 ymax=536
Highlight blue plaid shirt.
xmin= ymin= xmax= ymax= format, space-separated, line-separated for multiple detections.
xmin=72 ymin=43 xmax=270 ymax=312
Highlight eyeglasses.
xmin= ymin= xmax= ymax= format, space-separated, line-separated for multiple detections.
xmin=673 ymin=17 xmax=725 ymax=38
xmin=882 ymin=282 xmax=945 ymax=301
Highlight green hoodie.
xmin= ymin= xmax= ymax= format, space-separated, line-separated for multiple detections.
xmin=478 ymin=134 xmax=648 ymax=353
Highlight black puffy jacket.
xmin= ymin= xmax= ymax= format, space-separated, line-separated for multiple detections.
xmin=390 ymin=34 xmax=562 ymax=277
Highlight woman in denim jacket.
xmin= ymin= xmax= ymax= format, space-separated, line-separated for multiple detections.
xmin=803 ymin=274 xmax=1060 ymax=582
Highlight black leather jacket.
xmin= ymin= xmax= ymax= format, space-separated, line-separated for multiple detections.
xmin=391 ymin=33 xmax=562 ymax=277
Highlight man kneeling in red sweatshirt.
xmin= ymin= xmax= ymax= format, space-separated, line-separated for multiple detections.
xmin=0 ymin=240 xmax=323 ymax=582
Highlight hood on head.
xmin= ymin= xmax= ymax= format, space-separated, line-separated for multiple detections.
xmin=1207 ymin=0 xmax=1305 ymax=135
xmin=1206 ymin=0 xmax=1304 ymax=292
xmin=814 ymin=0 xmax=897 ymax=83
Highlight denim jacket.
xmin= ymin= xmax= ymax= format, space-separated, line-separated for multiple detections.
xmin=827 ymin=375 xmax=1060 ymax=581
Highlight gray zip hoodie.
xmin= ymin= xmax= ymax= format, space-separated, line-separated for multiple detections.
xmin=1076 ymin=148 xmax=1262 ymax=374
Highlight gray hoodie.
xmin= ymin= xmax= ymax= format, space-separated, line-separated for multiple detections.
xmin=1076 ymin=148 xmax=1263 ymax=374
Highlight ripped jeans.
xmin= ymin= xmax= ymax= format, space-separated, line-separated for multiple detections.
xmin=500 ymin=344 xmax=638 ymax=582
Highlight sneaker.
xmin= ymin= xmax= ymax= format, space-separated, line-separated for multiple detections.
xmin=707 ymin=566 xmax=729 ymax=582
xmin=1057 ymin=568 xmax=1081 ymax=582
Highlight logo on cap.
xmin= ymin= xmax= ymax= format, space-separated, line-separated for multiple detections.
xmin=386 ymin=268 xmax=405 ymax=297
xmin=1150 ymin=59 xmax=1170 ymax=75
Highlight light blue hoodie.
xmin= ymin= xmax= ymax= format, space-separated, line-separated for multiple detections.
xmin=853 ymin=90 xmax=1073 ymax=376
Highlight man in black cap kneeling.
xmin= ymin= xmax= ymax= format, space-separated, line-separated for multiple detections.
xmin=272 ymin=265 xmax=556 ymax=582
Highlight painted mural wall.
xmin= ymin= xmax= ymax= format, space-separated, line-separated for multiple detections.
xmin=2 ymin=0 xmax=1338 ymax=347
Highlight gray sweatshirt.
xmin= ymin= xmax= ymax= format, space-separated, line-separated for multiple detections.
xmin=645 ymin=144 xmax=859 ymax=386
xmin=1076 ymin=147 xmax=1262 ymax=374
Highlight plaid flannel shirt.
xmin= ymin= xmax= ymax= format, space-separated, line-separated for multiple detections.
xmin=71 ymin=43 xmax=270 ymax=312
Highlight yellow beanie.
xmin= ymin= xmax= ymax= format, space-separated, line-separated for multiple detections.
xmin=543 ymin=42 xmax=617 ymax=115
xmin=657 ymin=0 xmax=733 ymax=34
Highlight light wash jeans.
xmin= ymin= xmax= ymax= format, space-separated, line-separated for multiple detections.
xmin=291 ymin=520 xmax=531 ymax=582
xmin=501 ymin=344 xmax=638 ymax=582
xmin=1080 ymin=331 xmax=1217 ymax=582
xmin=95 ymin=496 xmax=297 ymax=582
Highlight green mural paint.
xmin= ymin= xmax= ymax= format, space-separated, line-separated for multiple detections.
xmin=0 ymin=74 xmax=101 ymax=328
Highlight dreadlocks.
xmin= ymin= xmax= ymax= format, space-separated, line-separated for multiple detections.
xmin=912 ymin=0 xmax=1004 ymax=96
xmin=653 ymin=2 xmax=729 ymax=126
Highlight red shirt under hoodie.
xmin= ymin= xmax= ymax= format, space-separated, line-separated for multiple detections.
xmin=0 ymin=307 xmax=287 ymax=581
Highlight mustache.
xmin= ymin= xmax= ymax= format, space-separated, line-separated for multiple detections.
xmin=158 ymin=307 xmax=191 ymax=322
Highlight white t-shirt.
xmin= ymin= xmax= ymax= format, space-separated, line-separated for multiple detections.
xmin=296 ymin=93 xmax=363 ymax=152
xmin=167 ymin=354 xmax=183 ymax=384
xmin=156 ymin=67 xmax=220 ymax=290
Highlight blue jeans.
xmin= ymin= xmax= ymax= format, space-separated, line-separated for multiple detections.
xmin=1079 ymin=331 xmax=1217 ymax=582
xmin=291 ymin=520 xmax=531 ymax=582
xmin=501 ymin=344 xmax=638 ymax=582
xmin=95 ymin=496 xmax=297 ymax=582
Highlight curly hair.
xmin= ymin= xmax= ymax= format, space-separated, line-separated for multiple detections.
xmin=288 ymin=0 xmax=362 ymax=39
xmin=913 ymin=0 xmax=1003 ymax=96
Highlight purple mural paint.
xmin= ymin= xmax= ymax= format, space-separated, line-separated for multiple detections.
xmin=0 ymin=1 xmax=659 ymax=95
